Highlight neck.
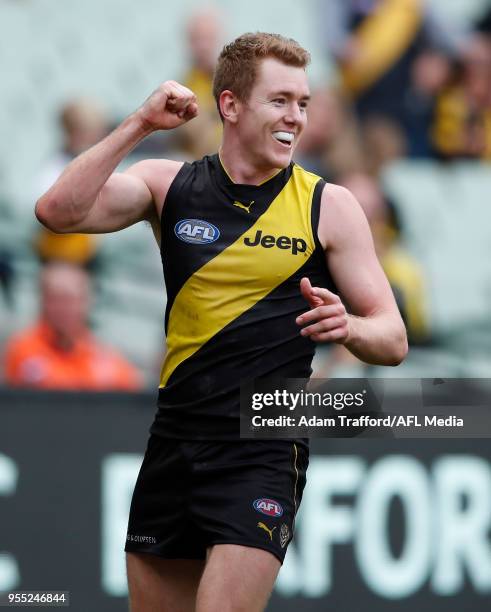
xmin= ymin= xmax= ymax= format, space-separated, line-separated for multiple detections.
xmin=218 ymin=141 xmax=282 ymax=185
xmin=41 ymin=319 xmax=84 ymax=352
xmin=53 ymin=333 xmax=77 ymax=352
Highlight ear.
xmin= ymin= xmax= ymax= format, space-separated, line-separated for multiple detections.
xmin=219 ymin=90 xmax=240 ymax=124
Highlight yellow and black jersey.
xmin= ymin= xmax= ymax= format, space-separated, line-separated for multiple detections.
xmin=151 ymin=154 xmax=334 ymax=439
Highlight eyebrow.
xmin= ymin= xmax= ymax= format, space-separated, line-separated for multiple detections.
xmin=270 ymin=91 xmax=311 ymax=101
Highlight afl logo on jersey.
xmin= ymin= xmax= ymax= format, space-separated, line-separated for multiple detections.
xmin=253 ymin=498 xmax=284 ymax=517
xmin=175 ymin=219 xmax=220 ymax=244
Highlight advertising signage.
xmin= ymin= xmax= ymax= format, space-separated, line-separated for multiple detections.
xmin=0 ymin=390 xmax=489 ymax=611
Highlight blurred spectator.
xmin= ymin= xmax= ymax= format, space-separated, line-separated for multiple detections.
xmin=319 ymin=0 xmax=459 ymax=157
xmin=36 ymin=98 xmax=110 ymax=265
xmin=295 ymin=87 xmax=365 ymax=179
xmin=38 ymin=98 xmax=109 ymax=190
xmin=477 ymin=6 xmax=491 ymax=35
xmin=406 ymin=48 xmax=453 ymax=156
xmin=3 ymin=262 xmax=142 ymax=390
xmin=361 ymin=115 xmax=407 ymax=176
xmin=177 ymin=6 xmax=224 ymax=159
xmin=0 ymin=250 xmax=14 ymax=353
xmin=340 ymin=171 xmax=429 ymax=344
xmin=314 ymin=170 xmax=429 ymax=377
xmin=431 ymin=32 xmax=491 ymax=160
xmin=0 ymin=251 xmax=13 ymax=307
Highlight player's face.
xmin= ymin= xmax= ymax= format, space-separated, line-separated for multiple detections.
xmin=237 ymin=57 xmax=310 ymax=170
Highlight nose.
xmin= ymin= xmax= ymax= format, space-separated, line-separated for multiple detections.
xmin=284 ymin=102 xmax=304 ymax=126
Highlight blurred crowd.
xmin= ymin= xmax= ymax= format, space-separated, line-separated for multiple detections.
xmin=1 ymin=0 xmax=491 ymax=390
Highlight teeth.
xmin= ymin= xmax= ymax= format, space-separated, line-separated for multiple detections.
xmin=273 ymin=131 xmax=294 ymax=143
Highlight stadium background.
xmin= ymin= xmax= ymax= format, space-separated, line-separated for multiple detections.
xmin=1 ymin=0 xmax=490 ymax=610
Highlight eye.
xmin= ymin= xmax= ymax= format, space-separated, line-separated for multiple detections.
xmin=299 ymin=101 xmax=308 ymax=111
xmin=272 ymin=98 xmax=286 ymax=106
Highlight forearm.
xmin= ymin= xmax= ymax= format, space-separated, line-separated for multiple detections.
xmin=344 ymin=312 xmax=408 ymax=366
xmin=36 ymin=112 xmax=150 ymax=230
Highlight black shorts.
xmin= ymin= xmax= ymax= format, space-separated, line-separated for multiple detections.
xmin=125 ymin=435 xmax=308 ymax=564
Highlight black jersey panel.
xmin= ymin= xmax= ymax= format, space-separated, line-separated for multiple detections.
xmin=152 ymin=254 xmax=335 ymax=439
xmin=161 ymin=155 xmax=293 ymax=332
xmin=153 ymin=156 xmax=330 ymax=439
xmin=159 ymin=164 xmax=321 ymax=388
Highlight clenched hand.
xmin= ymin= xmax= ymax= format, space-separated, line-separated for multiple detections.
xmin=137 ymin=81 xmax=198 ymax=132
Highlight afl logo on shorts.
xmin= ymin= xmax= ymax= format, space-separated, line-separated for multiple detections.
xmin=253 ymin=498 xmax=284 ymax=517
xmin=175 ymin=219 xmax=220 ymax=244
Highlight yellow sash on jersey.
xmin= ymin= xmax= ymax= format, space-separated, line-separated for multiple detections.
xmin=159 ymin=166 xmax=320 ymax=387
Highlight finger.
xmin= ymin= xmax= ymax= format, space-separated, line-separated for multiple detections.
xmin=311 ymin=286 xmax=340 ymax=305
xmin=296 ymin=304 xmax=343 ymax=325
xmin=170 ymin=82 xmax=196 ymax=103
xmin=177 ymin=101 xmax=198 ymax=119
xmin=300 ymin=316 xmax=347 ymax=337
xmin=310 ymin=327 xmax=349 ymax=343
xmin=300 ymin=277 xmax=323 ymax=308
xmin=176 ymin=83 xmax=197 ymax=100
xmin=182 ymin=102 xmax=199 ymax=120
xmin=165 ymin=85 xmax=196 ymax=111
xmin=299 ymin=276 xmax=312 ymax=300
xmin=169 ymin=94 xmax=195 ymax=113
xmin=167 ymin=80 xmax=195 ymax=97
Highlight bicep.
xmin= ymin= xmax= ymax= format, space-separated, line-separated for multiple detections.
xmin=75 ymin=171 xmax=154 ymax=233
xmin=321 ymin=186 xmax=397 ymax=317
xmin=68 ymin=159 xmax=181 ymax=234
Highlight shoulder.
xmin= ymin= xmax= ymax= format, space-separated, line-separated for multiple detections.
xmin=89 ymin=338 xmax=143 ymax=390
xmin=5 ymin=325 xmax=42 ymax=354
xmin=318 ymin=183 xmax=370 ymax=250
xmin=124 ymin=158 xmax=185 ymax=217
xmin=291 ymin=162 xmax=324 ymax=184
xmin=125 ymin=156 xmax=184 ymax=185
xmin=4 ymin=326 xmax=45 ymax=380
xmin=320 ymin=182 xmax=358 ymax=209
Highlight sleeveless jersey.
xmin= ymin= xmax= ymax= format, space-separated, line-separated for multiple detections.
xmin=150 ymin=154 xmax=335 ymax=439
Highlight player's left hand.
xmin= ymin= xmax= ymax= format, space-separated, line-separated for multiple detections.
xmin=296 ymin=277 xmax=350 ymax=343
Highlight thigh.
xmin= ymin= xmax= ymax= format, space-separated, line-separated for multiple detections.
xmin=196 ymin=544 xmax=280 ymax=612
xmin=127 ymin=552 xmax=205 ymax=612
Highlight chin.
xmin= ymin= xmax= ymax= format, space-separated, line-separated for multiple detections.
xmin=268 ymin=151 xmax=293 ymax=169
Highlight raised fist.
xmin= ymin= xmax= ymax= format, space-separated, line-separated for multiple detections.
xmin=137 ymin=81 xmax=198 ymax=132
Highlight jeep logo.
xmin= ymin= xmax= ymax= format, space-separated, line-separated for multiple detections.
xmin=244 ymin=230 xmax=307 ymax=255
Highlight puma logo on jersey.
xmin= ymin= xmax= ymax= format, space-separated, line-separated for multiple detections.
xmin=244 ymin=230 xmax=307 ymax=255
xmin=233 ymin=200 xmax=254 ymax=213
xmin=257 ymin=522 xmax=277 ymax=541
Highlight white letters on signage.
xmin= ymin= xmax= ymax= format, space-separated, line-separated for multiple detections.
xmin=284 ymin=457 xmax=364 ymax=596
xmin=97 ymin=452 xmax=491 ymax=600
xmin=432 ymin=456 xmax=491 ymax=594
xmin=278 ymin=454 xmax=491 ymax=599
xmin=0 ymin=454 xmax=20 ymax=591
xmin=101 ymin=454 xmax=142 ymax=596
xmin=355 ymin=456 xmax=432 ymax=597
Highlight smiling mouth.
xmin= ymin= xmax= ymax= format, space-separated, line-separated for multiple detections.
xmin=272 ymin=131 xmax=294 ymax=148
